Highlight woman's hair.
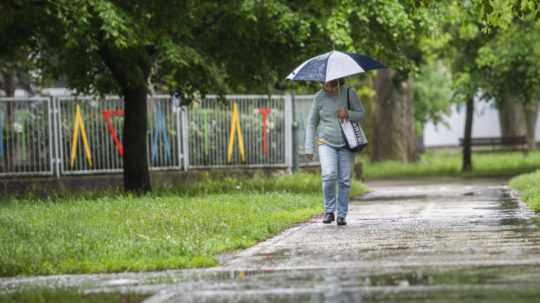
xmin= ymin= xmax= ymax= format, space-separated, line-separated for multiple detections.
xmin=321 ymin=78 xmax=345 ymax=87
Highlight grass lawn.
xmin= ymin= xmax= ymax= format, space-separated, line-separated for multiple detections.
xmin=510 ymin=170 xmax=540 ymax=212
xmin=361 ymin=150 xmax=540 ymax=179
xmin=0 ymin=173 xmax=366 ymax=277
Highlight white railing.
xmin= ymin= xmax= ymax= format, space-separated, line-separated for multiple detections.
xmin=0 ymin=94 xmax=317 ymax=177
xmin=0 ymin=97 xmax=54 ymax=176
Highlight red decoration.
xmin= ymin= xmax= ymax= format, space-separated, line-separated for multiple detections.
xmin=258 ymin=108 xmax=272 ymax=156
xmin=102 ymin=109 xmax=125 ymax=156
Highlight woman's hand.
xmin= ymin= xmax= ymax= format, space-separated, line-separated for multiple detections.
xmin=337 ymin=108 xmax=348 ymax=121
xmin=306 ymin=154 xmax=314 ymax=161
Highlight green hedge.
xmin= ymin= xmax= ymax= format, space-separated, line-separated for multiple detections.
xmin=510 ymin=170 xmax=540 ymax=212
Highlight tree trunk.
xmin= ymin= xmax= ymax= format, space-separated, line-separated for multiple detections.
xmin=1 ymin=71 xmax=16 ymax=97
xmin=498 ymin=97 xmax=527 ymax=138
xmin=402 ymin=79 xmax=418 ymax=162
xmin=99 ymin=45 xmax=152 ymax=194
xmin=462 ymin=96 xmax=474 ymax=172
xmin=417 ymin=133 xmax=425 ymax=154
xmin=1 ymin=71 xmax=15 ymax=172
xmin=123 ymin=84 xmax=151 ymax=193
xmin=524 ymin=103 xmax=539 ymax=149
xmin=371 ymin=69 xmax=416 ymax=163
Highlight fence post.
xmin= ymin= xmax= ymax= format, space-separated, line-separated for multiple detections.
xmin=171 ymin=95 xmax=182 ymax=170
xmin=284 ymin=94 xmax=294 ymax=173
xmin=180 ymin=104 xmax=190 ymax=172
xmin=291 ymin=91 xmax=299 ymax=173
xmin=47 ymin=96 xmax=55 ymax=177
xmin=51 ymin=97 xmax=61 ymax=177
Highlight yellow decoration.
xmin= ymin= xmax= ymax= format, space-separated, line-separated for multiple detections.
xmin=70 ymin=104 xmax=93 ymax=168
xmin=227 ymin=102 xmax=245 ymax=162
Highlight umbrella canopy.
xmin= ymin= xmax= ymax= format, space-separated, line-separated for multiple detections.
xmin=286 ymin=50 xmax=385 ymax=82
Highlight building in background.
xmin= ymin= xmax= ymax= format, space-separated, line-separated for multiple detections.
xmin=424 ymin=99 xmax=540 ymax=148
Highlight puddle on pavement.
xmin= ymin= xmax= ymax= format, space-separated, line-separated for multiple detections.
xmin=361 ymin=288 xmax=540 ymax=303
xmin=124 ymin=266 xmax=540 ymax=302
xmin=3 ymin=271 xmax=540 ymax=302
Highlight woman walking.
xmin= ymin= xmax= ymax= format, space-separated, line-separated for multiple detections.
xmin=305 ymin=78 xmax=365 ymax=226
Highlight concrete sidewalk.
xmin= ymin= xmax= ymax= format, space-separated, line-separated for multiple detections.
xmin=221 ymin=179 xmax=540 ymax=271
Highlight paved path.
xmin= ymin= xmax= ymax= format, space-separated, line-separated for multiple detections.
xmin=222 ymin=178 xmax=540 ymax=270
xmin=2 ymin=179 xmax=540 ymax=302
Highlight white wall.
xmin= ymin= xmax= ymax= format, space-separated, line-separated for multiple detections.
xmin=424 ymin=99 xmax=540 ymax=147
xmin=12 ymin=88 xmax=73 ymax=97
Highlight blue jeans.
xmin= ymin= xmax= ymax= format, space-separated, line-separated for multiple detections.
xmin=318 ymin=144 xmax=354 ymax=218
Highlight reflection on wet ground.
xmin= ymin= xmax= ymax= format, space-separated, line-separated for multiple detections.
xmin=4 ymin=267 xmax=540 ymax=302
xmin=1 ymin=179 xmax=540 ymax=302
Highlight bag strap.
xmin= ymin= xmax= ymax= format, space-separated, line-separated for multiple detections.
xmin=347 ymin=87 xmax=351 ymax=110
xmin=346 ymin=87 xmax=351 ymax=110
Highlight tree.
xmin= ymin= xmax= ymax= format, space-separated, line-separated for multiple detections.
xmin=413 ymin=60 xmax=454 ymax=151
xmin=1 ymin=0 xmax=314 ymax=193
xmin=477 ymin=20 xmax=540 ymax=149
xmin=425 ymin=0 xmax=538 ymax=171
xmin=425 ymin=1 xmax=496 ymax=172
xmin=0 ymin=1 xmax=41 ymax=97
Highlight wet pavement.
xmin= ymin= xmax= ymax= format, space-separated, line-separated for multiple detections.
xmin=2 ymin=178 xmax=540 ymax=302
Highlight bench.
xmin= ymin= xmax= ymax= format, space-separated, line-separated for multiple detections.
xmin=459 ymin=136 xmax=528 ymax=153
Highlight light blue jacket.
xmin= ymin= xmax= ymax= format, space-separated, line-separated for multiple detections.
xmin=305 ymin=86 xmax=365 ymax=154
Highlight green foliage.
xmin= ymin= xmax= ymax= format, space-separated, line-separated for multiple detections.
xmin=413 ymin=60 xmax=454 ymax=132
xmin=0 ymin=173 xmax=367 ymax=276
xmin=0 ymin=289 xmax=148 ymax=303
xmin=1 ymin=0 xmax=319 ymax=97
xmin=476 ymin=20 xmax=540 ymax=104
xmin=425 ymin=2 xmax=490 ymax=101
xmin=477 ymin=0 xmax=539 ymax=29
xmin=425 ymin=1 xmax=539 ymax=104
xmin=510 ymin=170 xmax=540 ymax=212
xmin=318 ymin=0 xmax=432 ymax=74
xmin=362 ymin=150 xmax=540 ymax=179
xmin=2 ymin=0 xmax=536 ymax=98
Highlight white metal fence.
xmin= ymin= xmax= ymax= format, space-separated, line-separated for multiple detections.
xmin=0 ymin=94 xmax=317 ymax=177
xmin=56 ymin=95 xmax=182 ymax=175
xmin=295 ymin=95 xmax=320 ymax=165
xmin=0 ymin=97 xmax=54 ymax=176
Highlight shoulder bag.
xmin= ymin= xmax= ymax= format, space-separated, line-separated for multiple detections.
xmin=339 ymin=88 xmax=368 ymax=152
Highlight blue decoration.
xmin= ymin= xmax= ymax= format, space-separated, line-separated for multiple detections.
xmin=151 ymin=103 xmax=172 ymax=163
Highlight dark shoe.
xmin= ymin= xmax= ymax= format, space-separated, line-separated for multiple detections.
xmin=322 ymin=213 xmax=335 ymax=224
xmin=337 ymin=217 xmax=347 ymax=226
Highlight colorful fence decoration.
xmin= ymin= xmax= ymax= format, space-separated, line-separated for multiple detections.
xmin=102 ymin=108 xmax=125 ymax=157
xmin=57 ymin=96 xmax=182 ymax=174
xmin=187 ymin=95 xmax=288 ymax=168
xmin=70 ymin=104 xmax=93 ymax=168
xmin=151 ymin=103 xmax=171 ymax=163
xmin=258 ymin=108 xmax=272 ymax=156
xmin=0 ymin=94 xmax=315 ymax=176
xmin=227 ymin=102 xmax=246 ymax=162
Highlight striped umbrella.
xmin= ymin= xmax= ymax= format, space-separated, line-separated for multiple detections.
xmin=286 ymin=50 xmax=385 ymax=82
